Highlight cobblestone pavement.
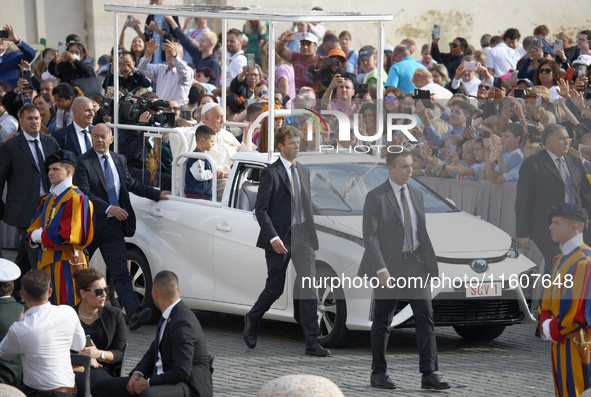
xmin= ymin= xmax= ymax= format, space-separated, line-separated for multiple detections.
xmin=124 ymin=312 xmax=554 ymax=396
xmin=3 ymin=250 xmax=554 ymax=396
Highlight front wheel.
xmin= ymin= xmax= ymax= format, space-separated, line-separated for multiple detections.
xmin=108 ymin=248 xmax=157 ymax=323
xmin=316 ymin=266 xmax=351 ymax=348
xmin=453 ymin=324 xmax=506 ymax=341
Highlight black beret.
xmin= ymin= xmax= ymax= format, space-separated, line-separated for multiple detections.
xmin=44 ymin=150 xmax=77 ymax=173
xmin=547 ymin=202 xmax=589 ymax=223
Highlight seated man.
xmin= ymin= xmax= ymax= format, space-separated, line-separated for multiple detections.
xmin=0 ymin=270 xmax=85 ymax=396
xmin=93 ymin=271 xmax=213 ymax=397
xmin=185 ymin=125 xmax=216 ymax=200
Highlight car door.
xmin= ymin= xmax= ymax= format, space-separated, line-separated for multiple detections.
xmin=212 ymin=163 xmax=288 ymax=309
xmin=140 ymin=196 xmax=220 ymax=301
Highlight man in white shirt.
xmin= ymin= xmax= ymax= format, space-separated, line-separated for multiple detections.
xmin=225 ymin=29 xmax=247 ymax=87
xmin=0 ymin=269 xmax=85 ymax=396
xmin=0 ymin=100 xmax=18 ymax=142
xmin=486 ymin=28 xmax=521 ymax=77
xmin=138 ymin=39 xmax=193 ymax=106
xmin=411 ymin=68 xmax=452 ymax=100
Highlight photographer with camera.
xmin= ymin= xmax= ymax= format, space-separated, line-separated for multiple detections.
xmin=307 ymin=48 xmax=356 ymax=100
xmin=138 ymin=38 xmax=193 ymax=106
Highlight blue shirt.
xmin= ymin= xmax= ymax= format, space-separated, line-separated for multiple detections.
xmin=152 ymin=15 xmax=165 ymax=64
xmin=385 ymin=57 xmax=426 ymax=94
xmin=345 ymin=50 xmax=358 ymax=74
xmin=495 ymin=148 xmax=524 ymax=173
xmin=424 ymin=123 xmax=465 ymax=148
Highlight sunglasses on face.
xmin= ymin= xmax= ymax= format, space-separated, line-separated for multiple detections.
xmin=478 ymin=85 xmax=491 ymax=90
xmin=449 ymin=43 xmax=461 ymax=48
xmin=539 ymin=68 xmax=553 ymax=74
xmin=165 ymin=107 xmax=180 ymax=112
xmin=84 ymin=287 xmax=109 ymax=297
xmin=384 ymin=96 xmax=398 ymax=101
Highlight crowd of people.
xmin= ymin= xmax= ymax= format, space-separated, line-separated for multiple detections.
xmin=1 ymin=1 xmax=591 ymax=395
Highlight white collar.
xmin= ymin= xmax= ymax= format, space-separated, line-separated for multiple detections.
xmin=23 ymin=131 xmax=40 ymax=142
xmin=161 ymin=298 xmax=181 ymax=320
xmin=388 ymin=178 xmax=405 ymax=194
xmin=94 ymin=149 xmax=110 ymax=159
xmin=50 ymin=177 xmax=73 ymax=197
xmin=280 ymin=154 xmax=293 ymax=171
xmin=560 ymin=233 xmax=584 ymax=256
xmin=73 ymin=121 xmax=90 ymax=134
xmin=546 ymin=149 xmax=563 ymax=163
xmin=24 ymin=301 xmax=51 ymax=317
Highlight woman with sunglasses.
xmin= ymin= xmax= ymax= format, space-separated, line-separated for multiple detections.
xmin=431 ymin=34 xmax=467 ymax=79
xmin=73 ymin=268 xmax=127 ymax=389
xmin=532 ymin=60 xmax=561 ymax=103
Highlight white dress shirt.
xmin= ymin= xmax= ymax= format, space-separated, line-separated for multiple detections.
xmin=0 ymin=302 xmax=86 ymax=390
xmin=95 ymin=150 xmax=121 ymax=214
xmin=486 ymin=42 xmax=520 ymax=76
xmin=73 ymin=121 xmax=92 ymax=154
xmin=225 ymin=51 xmax=247 ymax=87
xmin=389 ymin=179 xmax=419 ymax=252
xmin=154 ymin=299 xmax=181 ymax=376
xmin=138 ymin=55 xmax=193 ymax=105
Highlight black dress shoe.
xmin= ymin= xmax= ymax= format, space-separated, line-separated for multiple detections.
xmin=421 ymin=373 xmax=451 ymax=390
xmin=243 ymin=314 xmax=257 ymax=349
xmin=129 ymin=307 xmax=152 ymax=331
xmin=304 ymin=342 xmax=331 ymax=357
xmin=370 ymin=373 xmax=397 ymax=389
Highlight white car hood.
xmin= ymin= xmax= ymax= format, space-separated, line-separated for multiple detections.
xmin=323 ymin=211 xmax=511 ymax=258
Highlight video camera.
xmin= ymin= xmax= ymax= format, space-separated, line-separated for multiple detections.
xmin=96 ymin=95 xmax=175 ymax=128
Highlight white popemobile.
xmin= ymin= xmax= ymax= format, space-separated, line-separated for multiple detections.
xmin=95 ymin=4 xmax=537 ymax=347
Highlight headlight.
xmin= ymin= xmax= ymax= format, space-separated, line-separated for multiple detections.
xmin=506 ymin=239 xmax=520 ymax=259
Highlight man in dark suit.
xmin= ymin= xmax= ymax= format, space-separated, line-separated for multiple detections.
xmin=358 ymin=150 xmax=450 ymax=390
xmin=516 ymin=123 xmax=591 ymax=270
xmin=73 ymin=123 xmax=170 ymax=330
xmin=0 ymin=104 xmax=60 ymax=297
xmin=243 ymin=126 xmax=330 ymax=357
xmin=53 ymin=96 xmax=95 ymax=157
xmin=92 ymin=270 xmax=213 ymax=397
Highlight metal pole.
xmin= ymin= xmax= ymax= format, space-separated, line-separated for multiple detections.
xmin=376 ymin=21 xmax=384 ymax=136
xmin=267 ymin=20 xmax=276 ymax=163
xmin=221 ymin=19 xmax=228 ymax=121
xmin=113 ymin=11 xmax=120 ymax=152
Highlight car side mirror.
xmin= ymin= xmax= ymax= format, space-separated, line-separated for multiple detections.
xmin=446 ymin=198 xmax=456 ymax=207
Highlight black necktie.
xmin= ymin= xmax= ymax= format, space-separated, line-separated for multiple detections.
xmin=400 ymin=186 xmax=414 ymax=251
xmin=33 ymin=139 xmax=49 ymax=193
xmin=291 ymin=164 xmax=302 ymax=224
xmin=81 ymin=129 xmax=91 ymax=153
xmin=102 ymin=155 xmax=119 ymax=206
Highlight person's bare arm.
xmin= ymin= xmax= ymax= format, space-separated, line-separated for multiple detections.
xmin=276 ymin=31 xmax=293 ymax=62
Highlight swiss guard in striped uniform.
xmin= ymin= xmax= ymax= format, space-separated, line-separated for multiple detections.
xmin=27 ymin=150 xmax=94 ymax=307
xmin=539 ymin=202 xmax=591 ymax=397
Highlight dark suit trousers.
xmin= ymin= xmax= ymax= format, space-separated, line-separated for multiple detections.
xmin=371 ymin=256 xmax=438 ymax=375
xmin=14 ymin=227 xmax=41 ymax=297
xmin=92 ymin=376 xmax=190 ymax=397
xmin=249 ymin=228 xmax=320 ymax=345
xmin=88 ymin=218 xmax=141 ymax=316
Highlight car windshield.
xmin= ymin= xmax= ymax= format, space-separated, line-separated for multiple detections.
xmin=307 ymin=162 xmax=456 ymax=216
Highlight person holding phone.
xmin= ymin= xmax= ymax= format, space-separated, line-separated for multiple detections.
xmin=230 ymin=64 xmax=263 ymax=100
xmin=74 ymin=268 xmax=127 ymax=388
xmin=486 ymin=28 xmax=521 ymax=77
xmin=0 ymin=25 xmax=35 ymax=89
xmin=48 ymin=41 xmax=96 ymax=85
xmin=430 ymin=31 xmax=467 ymax=78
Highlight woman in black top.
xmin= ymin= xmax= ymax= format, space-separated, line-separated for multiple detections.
xmin=48 ymin=41 xmax=96 ymax=85
xmin=73 ymin=268 xmax=127 ymax=388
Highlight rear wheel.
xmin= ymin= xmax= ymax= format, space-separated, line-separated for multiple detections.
xmin=316 ymin=266 xmax=351 ymax=348
xmin=453 ymin=324 xmax=506 ymax=341
xmin=108 ymin=248 xmax=157 ymax=323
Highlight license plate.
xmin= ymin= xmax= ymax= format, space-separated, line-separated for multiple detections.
xmin=466 ymin=282 xmax=502 ymax=297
